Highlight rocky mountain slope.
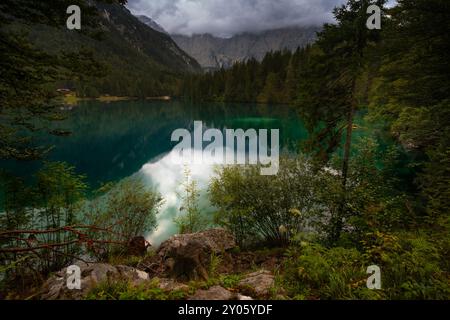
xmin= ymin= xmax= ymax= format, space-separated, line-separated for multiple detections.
xmin=28 ymin=3 xmax=201 ymax=96
xmin=172 ymin=26 xmax=320 ymax=70
xmin=136 ymin=15 xmax=168 ymax=35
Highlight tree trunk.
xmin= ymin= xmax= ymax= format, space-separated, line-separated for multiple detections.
xmin=330 ymin=91 xmax=357 ymax=244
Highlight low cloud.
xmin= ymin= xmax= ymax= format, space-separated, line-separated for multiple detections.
xmin=127 ymin=0 xmax=347 ymax=37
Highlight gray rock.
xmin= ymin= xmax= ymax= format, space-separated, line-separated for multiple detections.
xmin=237 ymin=294 xmax=254 ymax=300
xmin=41 ymin=262 xmax=149 ymax=300
xmin=189 ymin=286 xmax=234 ymax=300
xmin=156 ymin=278 xmax=190 ymax=292
xmin=157 ymin=228 xmax=236 ymax=281
xmin=238 ymin=270 xmax=275 ymax=297
xmin=172 ymin=27 xmax=319 ymax=70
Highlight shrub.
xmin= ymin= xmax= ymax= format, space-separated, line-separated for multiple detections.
xmin=283 ymin=243 xmax=380 ymax=300
xmin=209 ymin=156 xmax=321 ymax=247
xmin=0 ymin=162 xmax=87 ymax=293
xmin=284 ymin=230 xmax=450 ymax=300
xmin=362 ymin=230 xmax=450 ymax=300
xmin=174 ymin=168 xmax=209 ymax=234
xmin=83 ymin=177 xmax=163 ymax=258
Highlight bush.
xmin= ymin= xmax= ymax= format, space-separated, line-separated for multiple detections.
xmin=83 ymin=177 xmax=163 ymax=258
xmin=209 ymin=156 xmax=321 ymax=247
xmin=173 ymin=168 xmax=209 ymax=234
xmin=362 ymin=230 xmax=450 ymax=300
xmin=283 ymin=230 xmax=450 ymax=300
xmin=283 ymin=243 xmax=379 ymax=300
xmin=0 ymin=162 xmax=87 ymax=294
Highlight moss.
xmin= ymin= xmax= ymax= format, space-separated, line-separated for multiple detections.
xmin=107 ymin=251 xmax=155 ymax=268
xmin=85 ymin=278 xmax=189 ymax=301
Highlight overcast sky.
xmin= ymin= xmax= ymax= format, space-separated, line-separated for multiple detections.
xmin=127 ymin=0 xmax=350 ymax=37
xmin=127 ymin=0 xmax=396 ymax=37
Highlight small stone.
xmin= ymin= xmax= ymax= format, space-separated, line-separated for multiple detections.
xmin=189 ymin=286 xmax=234 ymax=300
xmin=156 ymin=278 xmax=189 ymax=292
xmin=238 ymin=270 xmax=274 ymax=297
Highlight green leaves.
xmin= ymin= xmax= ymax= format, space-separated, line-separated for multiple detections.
xmin=209 ymin=156 xmax=321 ymax=246
xmin=174 ymin=168 xmax=209 ymax=234
xmin=83 ymin=177 xmax=163 ymax=258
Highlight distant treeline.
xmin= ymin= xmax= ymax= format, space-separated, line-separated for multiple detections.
xmin=179 ymin=49 xmax=305 ymax=104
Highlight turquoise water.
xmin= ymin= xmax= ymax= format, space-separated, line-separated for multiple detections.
xmin=42 ymin=100 xmax=308 ymax=187
xmin=4 ymin=100 xmax=385 ymax=244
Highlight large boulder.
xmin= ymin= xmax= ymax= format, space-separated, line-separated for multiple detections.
xmin=157 ymin=228 xmax=236 ymax=281
xmin=41 ymin=262 xmax=149 ymax=300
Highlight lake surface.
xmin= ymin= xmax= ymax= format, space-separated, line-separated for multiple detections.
xmin=3 ymin=100 xmax=378 ymax=244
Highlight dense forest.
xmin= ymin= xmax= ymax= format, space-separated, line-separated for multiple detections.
xmin=181 ymin=0 xmax=450 ymax=223
xmin=1 ymin=0 xmax=449 ymax=300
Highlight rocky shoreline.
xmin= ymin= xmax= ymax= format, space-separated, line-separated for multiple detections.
xmin=41 ymin=229 xmax=284 ymax=300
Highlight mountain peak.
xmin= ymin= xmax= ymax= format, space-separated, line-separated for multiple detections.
xmin=172 ymin=26 xmax=320 ymax=70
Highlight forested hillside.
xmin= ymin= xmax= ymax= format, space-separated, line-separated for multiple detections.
xmin=180 ymin=49 xmax=305 ymax=104
xmin=26 ymin=2 xmax=201 ymax=97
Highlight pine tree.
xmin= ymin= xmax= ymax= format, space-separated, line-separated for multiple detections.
xmin=284 ymin=52 xmax=299 ymax=103
xmin=0 ymin=0 xmax=125 ymax=160
xmin=297 ymin=0 xmax=386 ymax=243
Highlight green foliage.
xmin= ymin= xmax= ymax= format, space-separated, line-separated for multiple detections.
xmin=210 ymin=156 xmax=320 ymax=246
xmin=174 ymin=168 xmax=209 ymax=234
xmin=0 ymin=162 xmax=87 ymax=291
xmin=85 ymin=278 xmax=189 ymax=300
xmin=368 ymin=0 xmax=450 ymax=219
xmin=283 ymin=242 xmax=379 ymax=300
xmin=219 ymin=274 xmax=243 ymax=289
xmin=180 ymin=50 xmax=295 ymax=104
xmin=419 ymin=143 xmax=450 ymax=220
xmin=361 ymin=230 xmax=450 ymax=299
xmin=326 ymin=137 xmax=413 ymax=244
xmin=208 ymin=252 xmax=222 ymax=279
xmin=284 ymin=228 xmax=450 ymax=300
xmin=83 ymin=177 xmax=163 ymax=258
xmin=0 ymin=169 xmax=163 ymax=295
